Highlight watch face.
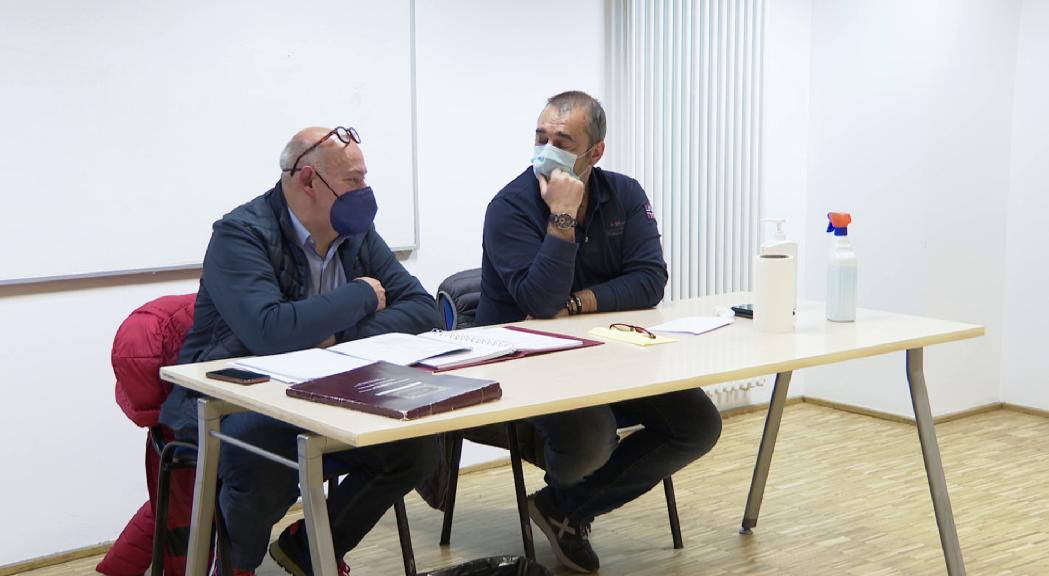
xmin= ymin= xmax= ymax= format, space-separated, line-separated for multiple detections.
xmin=551 ymin=212 xmax=576 ymax=229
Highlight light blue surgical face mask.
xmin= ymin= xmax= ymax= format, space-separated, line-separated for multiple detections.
xmin=532 ymin=143 xmax=589 ymax=180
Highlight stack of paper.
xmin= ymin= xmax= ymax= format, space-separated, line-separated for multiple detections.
xmin=417 ymin=326 xmax=584 ymax=369
xmin=329 ymin=333 xmax=467 ymax=366
xmin=477 ymin=326 xmax=585 ymax=352
xmin=233 ymin=349 xmax=375 ymax=384
xmin=414 ymin=330 xmax=516 ymax=369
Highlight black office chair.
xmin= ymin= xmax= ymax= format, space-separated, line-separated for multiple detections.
xmin=436 ymin=268 xmax=483 ymax=331
xmin=434 ymin=269 xmax=684 ymax=551
xmin=150 ymin=426 xmax=232 ymax=576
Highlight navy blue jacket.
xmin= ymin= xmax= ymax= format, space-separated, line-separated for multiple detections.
xmin=160 ymin=182 xmax=440 ymax=438
xmin=476 ymin=167 xmax=668 ymax=325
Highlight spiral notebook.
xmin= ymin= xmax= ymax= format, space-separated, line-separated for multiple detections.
xmin=416 ymin=326 xmax=601 ymax=371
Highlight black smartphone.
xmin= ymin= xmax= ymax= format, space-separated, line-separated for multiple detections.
xmin=731 ymin=304 xmax=753 ymax=318
xmin=205 ymin=368 xmax=270 ymax=385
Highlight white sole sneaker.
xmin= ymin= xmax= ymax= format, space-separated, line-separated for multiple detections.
xmin=527 ymin=495 xmax=597 ymax=574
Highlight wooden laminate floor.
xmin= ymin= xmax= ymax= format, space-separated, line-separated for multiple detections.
xmin=15 ymin=403 xmax=1049 ymax=575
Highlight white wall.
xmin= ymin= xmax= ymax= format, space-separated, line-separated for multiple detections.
xmin=752 ymin=0 xmax=814 ymax=404
xmin=799 ymin=0 xmax=1019 ymax=417
xmin=0 ymin=276 xmax=202 ymax=566
xmin=763 ymin=0 xmax=812 ymax=279
xmin=1001 ymin=0 xmax=1049 ymax=409
xmin=0 ymin=0 xmax=606 ymax=566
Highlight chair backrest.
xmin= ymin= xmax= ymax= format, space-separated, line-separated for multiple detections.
xmin=112 ymin=294 xmax=197 ymax=428
xmin=436 ymin=268 xmax=482 ymax=330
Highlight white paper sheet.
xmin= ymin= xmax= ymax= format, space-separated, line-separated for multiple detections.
xmin=328 ymin=333 xmax=467 ymax=366
xmin=648 ymin=316 xmax=733 ymax=335
xmin=233 ymin=348 xmax=375 ymax=384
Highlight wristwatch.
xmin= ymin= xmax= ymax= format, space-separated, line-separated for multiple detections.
xmin=549 ymin=212 xmax=578 ymax=230
xmin=566 ymin=293 xmax=583 ymax=315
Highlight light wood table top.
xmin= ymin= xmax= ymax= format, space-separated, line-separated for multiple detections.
xmin=160 ymin=292 xmax=983 ymax=448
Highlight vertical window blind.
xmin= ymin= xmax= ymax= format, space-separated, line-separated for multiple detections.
xmin=606 ymin=0 xmax=765 ymax=301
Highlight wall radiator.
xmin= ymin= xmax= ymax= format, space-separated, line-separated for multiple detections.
xmin=606 ymin=0 xmax=767 ymax=405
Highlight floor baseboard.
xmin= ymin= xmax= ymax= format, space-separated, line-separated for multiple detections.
xmin=800 ymin=397 xmax=1004 ymax=425
xmin=0 ymin=543 xmax=111 ymax=576
xmin=1002 ymin=402 xmax=1049 ymax=419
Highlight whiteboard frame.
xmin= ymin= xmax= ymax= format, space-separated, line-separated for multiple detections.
xmin=3 ymin=0 xmax=420 ymax=287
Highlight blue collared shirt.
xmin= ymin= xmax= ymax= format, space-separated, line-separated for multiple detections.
xmin=287 ymin=208 xmax=347 ymax=296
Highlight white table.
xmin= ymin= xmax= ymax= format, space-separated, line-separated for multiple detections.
xmin=162 ymin=293 xmax=983 ymax=575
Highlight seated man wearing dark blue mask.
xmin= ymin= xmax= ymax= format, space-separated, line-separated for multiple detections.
xmin=477 ymin=92 xmax=722 ymax=574
xmin=159 ymin=126 xmax=440 ymax=576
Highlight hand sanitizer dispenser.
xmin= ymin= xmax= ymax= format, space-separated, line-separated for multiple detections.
xmin=760 ymin=219 xmax=798 ymax=312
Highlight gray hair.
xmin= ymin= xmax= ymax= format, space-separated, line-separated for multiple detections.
xmin=547 ymin=90 xmax=606 ymax=147
xmin=279 ymin=138 xmax=310 ymax=172
xmin=279 ymin=132 xmax=332 ymax=173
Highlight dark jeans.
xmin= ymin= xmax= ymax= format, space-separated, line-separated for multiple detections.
xmin=216 ymin=412 xmax=438 ymax=570
xmin=528 ymin=387 xmax=721 ymax=522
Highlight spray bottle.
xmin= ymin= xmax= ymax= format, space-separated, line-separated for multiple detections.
xmin=826 ymin=212 xmax=857 ymax=322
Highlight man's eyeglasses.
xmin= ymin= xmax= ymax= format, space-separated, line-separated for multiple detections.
xmin=283 ymin=126 xmax=361 ymax=175
xmin=609 ymin=323 xmax=656 ymax=339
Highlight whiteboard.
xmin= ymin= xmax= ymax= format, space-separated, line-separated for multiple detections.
xmin=0 ymin=0 xmax=417 ymax=283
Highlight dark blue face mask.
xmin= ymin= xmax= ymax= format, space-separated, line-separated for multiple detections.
xmin=315 ymin=171 xmax=378 ymax=236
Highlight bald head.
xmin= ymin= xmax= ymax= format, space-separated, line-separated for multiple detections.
xmin=279 ymin=126 xmax=369 ymax=245
xmin=281 ymin=126 xmax=344 ymax=174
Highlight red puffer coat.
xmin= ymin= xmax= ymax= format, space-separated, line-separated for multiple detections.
xmin=96 ymin=294 xmax=197 ymax=576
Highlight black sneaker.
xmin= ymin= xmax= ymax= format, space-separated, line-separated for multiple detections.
xmin=268 ymin=520 xmax=350 ymax=576
xmin=527 ymin=488 xmax=600 ymax=573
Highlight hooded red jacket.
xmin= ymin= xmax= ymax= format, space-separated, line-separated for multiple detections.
xmin=96 ymin=294 xmax=197 ymax=576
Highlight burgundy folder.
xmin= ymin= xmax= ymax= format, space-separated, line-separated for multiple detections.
xmin=286 ymin=361 xmax=501 ymax=420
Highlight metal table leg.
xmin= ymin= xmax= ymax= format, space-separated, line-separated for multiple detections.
xmin=907 ymin=348 xmax=966 ymax=575
xmin=186 ymin=398 xmax=243 ymax=576
xmin=439 ymin=431 xmax=464 ymax=546
xmin=298 ymin=434 xmax=340 ymax=576
xmin=740 ymin=370 xmax=792 ymax=535
xmin=507 ymin=423 xmax=536 ymax=561
xmin=394 ymin=498 xmax=417 ymax=576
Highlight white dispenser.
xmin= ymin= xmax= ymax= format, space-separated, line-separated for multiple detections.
xmin=825 ymin=212 xmax=857 ymax=322
xmin=760 ymin=219 xmax=798 ymax=259
xmin=754 ymin=253 xmax=796 ymax=332
xmin=760 ymin=219 xmax=798 ymax=313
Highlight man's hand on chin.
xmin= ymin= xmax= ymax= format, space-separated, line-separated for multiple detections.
xmin=539 ymin=169 xmax=584 ymax=216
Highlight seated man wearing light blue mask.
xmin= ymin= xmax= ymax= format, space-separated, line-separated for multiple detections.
xmin=476 ymin=91 xmax=722 ymax=573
